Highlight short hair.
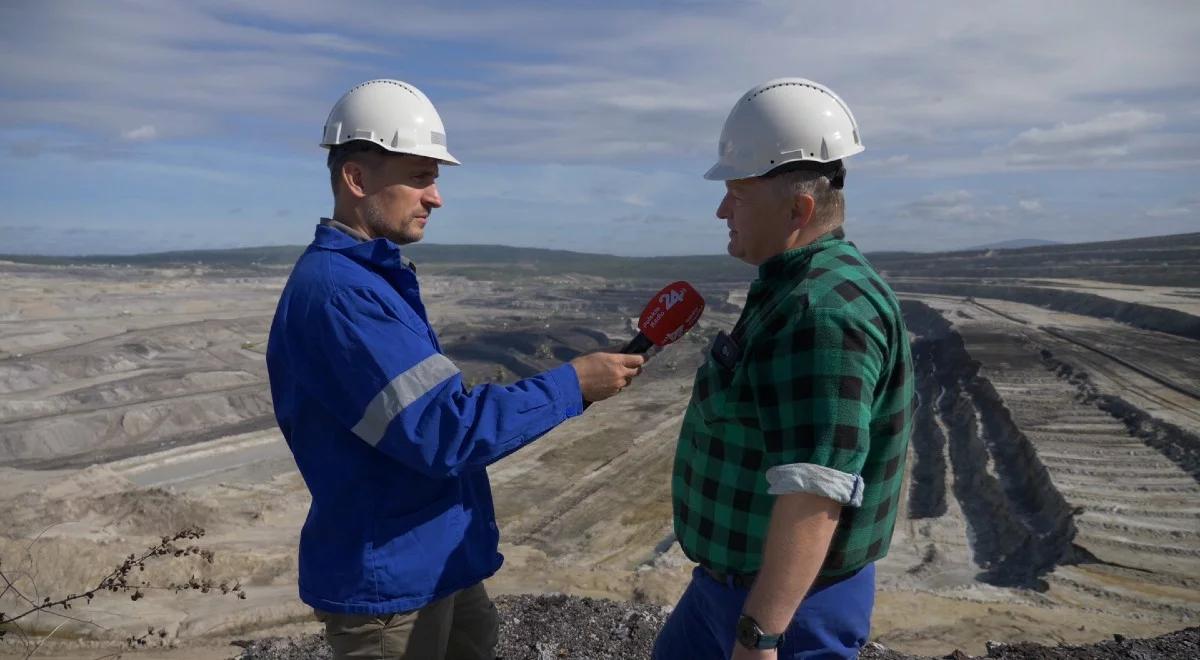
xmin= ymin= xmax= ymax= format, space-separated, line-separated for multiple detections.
xmin=327 ymin=140 xmax=390 ymax=195
xmin=763 ymin=160 xmax=846 ymax=228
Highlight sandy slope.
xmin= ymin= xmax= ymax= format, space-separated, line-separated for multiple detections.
xmin=2 ymin=262 xmax=1199 ymax=658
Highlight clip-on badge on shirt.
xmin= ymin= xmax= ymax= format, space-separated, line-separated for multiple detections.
xmin=710 ymin=330 xmax=742 ymax=371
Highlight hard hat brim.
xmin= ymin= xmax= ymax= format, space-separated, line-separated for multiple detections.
xmin=704 ymin=146 xmax=864 ymax=181
xmin=319 ymin=141 xmax=461 ymax=166
xmin=703 ymin=161 xmax=760 ymax=181
xmin=409 ymin=145 xmax=461 ymax=166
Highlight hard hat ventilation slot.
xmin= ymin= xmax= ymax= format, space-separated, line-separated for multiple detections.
xmin=747 ymin=81 xmax=821 ymax=102
xmin=349 ymin=79 xmax=419 ymax=100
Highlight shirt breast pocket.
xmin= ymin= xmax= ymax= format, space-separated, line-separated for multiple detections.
xmin=692 ymin=356 xmax=738 ymax=426
xmin=692 ymin=334 xmax=761 ymax=432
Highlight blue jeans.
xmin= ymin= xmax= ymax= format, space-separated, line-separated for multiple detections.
xmin=652 ymin=564 xmax=875 ymax=660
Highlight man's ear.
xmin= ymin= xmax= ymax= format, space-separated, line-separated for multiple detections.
xmin=791 ymin=192 xmax=816 ymax=231
xmin=341 ymin=160 xmax=370 ymax=199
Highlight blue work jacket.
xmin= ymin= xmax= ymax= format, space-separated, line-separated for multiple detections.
xmin=266 ymin=222 xmax=583 ymax=614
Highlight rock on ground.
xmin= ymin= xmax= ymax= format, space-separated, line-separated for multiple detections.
xmin=494 ymin=594 xmax=667 ymax=660
xmin=231 ymin=594 xmax=667 ymax=660
xmin=231 ymin=594 xmax=1200 ymax=659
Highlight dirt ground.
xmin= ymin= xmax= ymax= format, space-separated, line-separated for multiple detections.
xmin=1 ymin=260 xmax=1198 ymax=659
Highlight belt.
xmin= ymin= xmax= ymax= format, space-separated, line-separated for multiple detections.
xmin=702 ymin=566 xmax=860 ymax=591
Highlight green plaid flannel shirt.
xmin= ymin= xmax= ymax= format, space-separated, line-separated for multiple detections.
xmin=673 ymin=233 xmax=914 ymax=576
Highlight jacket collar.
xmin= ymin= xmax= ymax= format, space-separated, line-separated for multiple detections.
xmin=312 ymin=219 xmax=415 ymax=273
xmin=755 ymin=228 xmax=845 ymax=283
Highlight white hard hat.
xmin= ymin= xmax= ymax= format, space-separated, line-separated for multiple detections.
xmin=322 ymin=79 xmax=460 ymax=165
xmin=704 ymin=78 xmax=863 ymax=181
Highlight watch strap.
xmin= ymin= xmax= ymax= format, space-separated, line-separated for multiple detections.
xmin=737 ymin=614 xmax=785 ymax=650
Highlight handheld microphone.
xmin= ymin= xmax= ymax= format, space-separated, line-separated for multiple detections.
xmin=621 ymin=281 xmax=706 ymax=354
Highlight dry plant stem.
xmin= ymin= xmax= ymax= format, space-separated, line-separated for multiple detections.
xmin=24 ymin=620 xmax=68 ymax=659
xmin=0 ymin=527 xmax=227 ymax=635
xmin=0 ymin=568 xmax=32 ymax=608
xmin=20 ymin=521 xmax=76 ymax=621
xmin=3 ymin=568 xmax=101 ymax=631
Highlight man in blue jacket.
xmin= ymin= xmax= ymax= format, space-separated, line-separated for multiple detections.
xmin=266 ymin=79 xmax=645 ymax=660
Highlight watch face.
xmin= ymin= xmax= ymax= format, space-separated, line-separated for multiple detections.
xmin=736 ymin=615 xmax=760 ymax=649
xmin=737 ymin=615 xmax=784 ymax=650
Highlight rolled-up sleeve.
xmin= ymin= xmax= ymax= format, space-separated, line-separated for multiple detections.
xmin=766 ymin=463 xmax=864 ymax=505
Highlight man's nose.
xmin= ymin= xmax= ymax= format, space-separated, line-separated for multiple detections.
xmin=424 ymin=183 xmax=443 ymax=208
xmin=716 ymin=192 xmax=732 ymax=220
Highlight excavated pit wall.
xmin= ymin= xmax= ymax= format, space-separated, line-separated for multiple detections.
xmin=907 ymin=336 xmax=948 ymax=519
xmin=902 ymin=301 xmax=1079 ymax=586
xmin=894 ymin=282 xmax=1200 ymax=342
xmin=1039 ymin=349 xmax=1200 ymax=484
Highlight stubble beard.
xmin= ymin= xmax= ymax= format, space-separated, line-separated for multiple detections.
xmin=363 ymin=197 xmax=423 ymax=245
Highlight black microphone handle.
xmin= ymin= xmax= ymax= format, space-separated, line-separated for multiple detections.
xmin=620 ymin=333 xmax=655 ymax=354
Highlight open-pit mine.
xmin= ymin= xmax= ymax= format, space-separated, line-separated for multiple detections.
xmin=1 ymin=232 xmax=1197 ymax=658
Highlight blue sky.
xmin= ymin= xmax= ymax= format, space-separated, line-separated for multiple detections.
xmin=1 ymin=1 xmax=1197 ymax=256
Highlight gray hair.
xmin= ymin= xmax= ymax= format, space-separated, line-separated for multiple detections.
xmin=770 ymin=169 xmax=845 ymax=229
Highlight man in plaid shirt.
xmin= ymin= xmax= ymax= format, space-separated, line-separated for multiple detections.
xmin=653 ymin=79 xmax=914 ymax=660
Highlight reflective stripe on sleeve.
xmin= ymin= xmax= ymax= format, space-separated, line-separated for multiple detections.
xmin=352 ymin=353 xmax=461 ymax=446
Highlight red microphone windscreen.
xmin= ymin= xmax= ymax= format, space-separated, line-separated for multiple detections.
xmin=637 ymin=281 xmax=705 ymax=347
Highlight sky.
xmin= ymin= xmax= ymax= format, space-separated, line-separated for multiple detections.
xmin=1 ymin=0 xmax=1198 ymax=256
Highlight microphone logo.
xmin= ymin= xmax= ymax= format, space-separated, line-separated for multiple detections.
xmin=659 ymin=288 xmax=685 ymax=311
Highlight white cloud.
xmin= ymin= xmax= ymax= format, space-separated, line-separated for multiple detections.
xmin=445 ymin=163 xmax=695 ymax=209
xmin=121 ymin=124 xmax=158 ymax=141
xmin=855 ymin=154 xmax=911 ymax=172
xmin=612 ymin=213 xmax=691 ymax=225
xmin=0 ymin=2 xmax=355 ymax=143
xmin=898 ymin=190 xmax=976 ymax=221
xmin=1145 ymin=196 xmax=1200 ymax=219
xmin=998 ymin=110 xmax=1177 ymax=168
xmin=4 ymin=1 xmax=1199 ymax=169
xmin=618 ymin=193 xmax=652 ymax=208
xmin=1145 ymin=206 xmax=1193 ymax=218
xmin=895 ymin=190 xmax=1031 ymax=229
xmin=862 ymin=191 xmax=1055 ymax=252
xmin=1011 ymin=111 xmax=1164 ymax=147
xmin=2 ymin=0 xmax=1199 ymax=255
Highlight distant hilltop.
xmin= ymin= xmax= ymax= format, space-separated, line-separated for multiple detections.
xmin=1 ymin=231 xmax=1197 ymax=288
xmin=0 ymin=243 xmax=757 ymax=283
xmin=966 ymin=238 xmax=1062 ymax=250
xmin=868 ymin=231 xmax=1199 ymax=288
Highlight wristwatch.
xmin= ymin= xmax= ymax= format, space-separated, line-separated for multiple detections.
xmin=736 ymin=614 xmax=784 ymax=650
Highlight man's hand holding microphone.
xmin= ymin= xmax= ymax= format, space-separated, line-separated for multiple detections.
xmin=570 ymin=281 xmax=705 ymax=406
xmin=570 ymin=352 xmax=646 ymax=403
